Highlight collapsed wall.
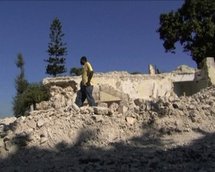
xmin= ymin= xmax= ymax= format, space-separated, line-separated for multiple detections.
xmin=42 ymin=71 xmax=175 ymax=106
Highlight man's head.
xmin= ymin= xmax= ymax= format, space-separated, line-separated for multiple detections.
xmin=80 ymin=56 xmax=87 ymax=65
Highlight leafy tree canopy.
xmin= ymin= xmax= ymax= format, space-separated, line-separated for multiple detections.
xmin=70 ymin=67 xmax=82 ymax=76
xmin=13 ymin=83 xmax=50 ymax=117
xmin=157 ymin=0 xmax=215 ymax=68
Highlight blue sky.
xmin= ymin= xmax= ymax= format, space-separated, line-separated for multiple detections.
xmin=0 ymin=0 xmax=196 ymax=117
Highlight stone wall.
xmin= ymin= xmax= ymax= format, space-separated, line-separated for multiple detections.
xmin=171 ymin=66 xmax=207 ymax=96
xmin=43 ymin=72 xmax=175 ymax=105
xmin=202 ymin=57 xmax=215 ymax=86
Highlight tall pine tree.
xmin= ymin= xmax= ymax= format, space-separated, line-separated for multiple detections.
xmin=13 ymin=53 xmax=29 ymax=117
xmin=45 ymin=17 xmax=67 ymax=76
xmin=15 ymin=53 xmax=29 ymax=95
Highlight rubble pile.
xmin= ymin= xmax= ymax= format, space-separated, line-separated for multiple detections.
xmin=0 ymin=85 xmax=215 ymax=171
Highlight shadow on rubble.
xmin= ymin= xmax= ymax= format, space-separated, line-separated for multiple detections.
xmin=0 ymin=128 xmax=215 ymax=172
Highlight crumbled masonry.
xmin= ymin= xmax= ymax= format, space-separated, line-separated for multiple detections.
xmin=1 ymin=80 xmax=215 ymax=171
xmin=1 ymin=59 xmax=215 ymax=171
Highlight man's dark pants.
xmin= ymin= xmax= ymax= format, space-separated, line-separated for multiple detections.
xmin=75 ymin=85 xmax=96 ymax=107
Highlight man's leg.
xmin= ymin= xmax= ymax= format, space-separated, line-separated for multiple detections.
xmin=85 ymin=85 xmax=96 ymax=106
xmin=75 ymin=87 xmax=87 ymax=107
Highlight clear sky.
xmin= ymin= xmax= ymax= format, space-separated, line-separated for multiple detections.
xmin=0 ymin=0 xmax=196 ymax=117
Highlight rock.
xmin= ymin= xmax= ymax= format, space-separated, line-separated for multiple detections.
xmin=145 ymin=101 xmax=152 ymax=111
xmin=189 ymin=110 xmax=201 ymax=122
xmin=0 ymin=138 xmax=4 ymax=147
xmin=26 ymin=120 xmax=36 ymax=129
xmin=109 ymin=102 xmax=119 ymax=112
xmin=4 ymin=139 xmax=18 ymax=153
xmin=202 ymin=104 xmax=211 ymax=110
xmin=40 ymin=137 xmax=48 ymax=144
xmin=97 ymin=102 xmax=108 ymax=108
xmin=134 ymin=106 xmax=140 ymax=113
xmin=16 ymin=116 xmax=26 ymax=123
xmin=93 ymin=107 xmax=110 ymax=116
xmin=86 ymin=107 xmax=94 ymax=114
xmin=134 ymin=98 xmax=144 ymax=106
xmin=172 ymin=103 xmax=179 ymax=109
xmin=92 ymin=115 xmax=104 ymax=122
xmin=0 ymin=117 xmax=17 ymax=125
xmin=118 ymin=105 xmax=128 ymax=114
xmin=125 ymin=117 xmax=136 ymax=125
xmin=188 ymin=105 xmax=195 ymax=110
xmin=0 ymin=124 xmax=5 ymax=135
xmin=150 ymin=102 xmax=160 ymax=112
xmin=175 ymin=64 xmax=195 ymax=73
xmin=0 ymin=146 xmax=8 ymax=159
xmin=80 ymin=107 xmax=90 ymax=114
xmin=37 ymin=119 xmax=45 ymax=128
xmin=66 ymin=99 xmax=73 ymax=107
xmin=52 ymin=94 xmax=67 ymax=109
xmin=210 ymin=107 xmax=215 ymax=115
xmin=174 ymin=120 xmax=184 ymax=132
xmin=36 ymin=101 xmax=50 ymax=110
xmin=71 ymin=103 xmax=80 ymax=112
xmin=168 ymin=96 xmax=175 ymax=102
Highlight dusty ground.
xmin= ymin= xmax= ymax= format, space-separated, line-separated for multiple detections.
xmin=0 ymin=86 xmax=215 ymax=171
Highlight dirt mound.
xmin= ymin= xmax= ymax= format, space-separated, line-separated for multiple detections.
xmin=0 ymin=86 xmax=215 ymax=171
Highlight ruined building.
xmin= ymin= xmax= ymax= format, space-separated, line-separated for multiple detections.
xmin=41 ymin=57 xmax=215 ymax=109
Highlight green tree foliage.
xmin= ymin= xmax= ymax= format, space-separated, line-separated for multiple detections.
xmin=157 ymin=0 xmax=215 ymax=68
xmin=70 ymin=67 xmax=82 ymax=76
xmin=13 ymin=54 xmax=50 ymax=117
xmin=13 ymin=53 xmax=29 ymax=117
xmin=15 ymin=53 xmax=29 ymax=95
xmin=45 ymin=17 xmax=67 ymax=76
xmin=13 ymin=83 xmax=50 ymax=117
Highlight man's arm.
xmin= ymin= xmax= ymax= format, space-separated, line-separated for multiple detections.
xmin=86 ymin=71 xmax=94 ymax=86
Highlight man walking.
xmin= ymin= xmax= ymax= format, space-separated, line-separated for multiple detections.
xmin=75 ymin=56 xmax=96 ymax=107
